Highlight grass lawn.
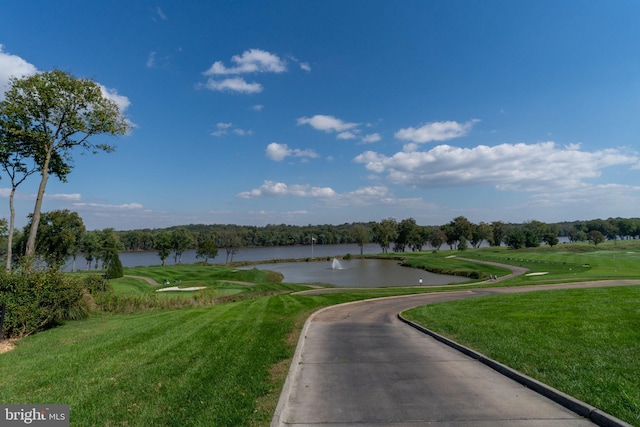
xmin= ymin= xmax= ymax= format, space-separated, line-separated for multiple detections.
xmin=0 ymin=289 xmax=376 ymax=426
xmin=403 ymin=285 xmax=640 ymax=426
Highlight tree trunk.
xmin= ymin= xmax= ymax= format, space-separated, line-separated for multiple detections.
xmin=6 ymin=186 xmax=17 ymax=271
xmin=25 ymin=155 xmax=51 ymax=256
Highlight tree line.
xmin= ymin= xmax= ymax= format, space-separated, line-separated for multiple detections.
xmin=2 ymin=212 xmax=638 ymax=270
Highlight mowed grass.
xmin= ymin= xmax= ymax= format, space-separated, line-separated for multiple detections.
xmin=403 ymin=285 xmax=640 ymax=426
xmin=109 ymin=265 xmax=290 ymax=298
xmin=458 ymin=241 xmax=640 ymax=285
xmin=0 ymin=291 xmax=368 ymax=426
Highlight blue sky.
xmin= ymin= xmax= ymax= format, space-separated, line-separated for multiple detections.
xmin=1 ymin=1 xmax=640 ymax=231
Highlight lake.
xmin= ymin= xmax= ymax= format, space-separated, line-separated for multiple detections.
xmin=64 ymin=243 xmax=468 ymax=287
xmin=245 ymin=258 xmax=468 ymax=287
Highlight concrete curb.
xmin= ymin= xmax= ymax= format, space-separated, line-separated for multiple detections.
xmin=398 ymin=313 xmax=634 ymax=427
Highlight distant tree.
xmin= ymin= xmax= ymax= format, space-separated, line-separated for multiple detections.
xmin=81 ymin=231 xmax=102 ymax=270
xmin=217 ymin=230 xmax=243 ymax=263
xmin=490 ymin=221 xmax=507 ymax=246
xmin=372 ymin=218 xmax=398 ymax=254
xmin=523 ymin=220 xmax=547 ymax=247
xmin=171 ymin=227 xmax=193 ymax=264
xmin=429 ymin=228 xmax=447 ymax=250
xmin=97 ymin=228 xmax=122 ymax=270
xmin=154 ymin=231 xmax=173 ymax=266
xmin=350 ymin=224 xmax=370 ymax=255
xmin=567 ymin=226 xmax=587 ymax=243
xmin=395 ymin=218 xmax=418 ymax=252
xmin=457 ymin=235 xmax=469 ymax=251
xmin=443 ymin=216 xmax=474 ymax=249
xmin=542 ymin=224 xmax=560 ymax=247
xmin=409 ymin=226 xmax=430 ymax=252
xmin=471 ymin=222 xmax=492 ymax=248
xmin=0 ymin=70 xmax=130 ymax=258
xmin=20 ymin=210 xmax=86 ymax=269
xmin=104 ymin=249 xmax=123 ymax=279
xmin=196 ymin=232 xmax=218 ymax=263
xmin=588 ymin=230 xmax=605 ymax=246
xmin=504 ymin=228 xmax=526 ymax=249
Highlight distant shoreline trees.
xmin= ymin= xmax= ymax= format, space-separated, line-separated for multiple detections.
xmin=1 ymin=214 xmax=639 ymax=269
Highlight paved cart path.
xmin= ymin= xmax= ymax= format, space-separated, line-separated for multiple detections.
xmin=273 ymin=279 xmax=640 ymax=426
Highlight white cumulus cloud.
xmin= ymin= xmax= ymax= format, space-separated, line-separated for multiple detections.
xmin=394 ymin=119 xmax=480 ymax=144
xmin=204 ymin=77 xmax=262 ymax=94
xmin=265 ymin=142 xmax=319 ymax=162
xmin=297 ymin=114 xmax=359 ymax=134
xmin=203 ymin=49 xmax=287 ymax=75
xmin=354 ymin=141 xmax=640 ymax=193
xmin=361 ymin=133 xmax=382 ymax=144
xmin=237 ymin=180 xmax=336 ymax=199
xmin=0 ymin=45 xmax=38 ymax=98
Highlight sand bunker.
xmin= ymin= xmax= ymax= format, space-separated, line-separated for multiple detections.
xmin=156 ymin=286 xmax=206 ymax=292
xmin=525 ymin=272 xmax=549 ymax=276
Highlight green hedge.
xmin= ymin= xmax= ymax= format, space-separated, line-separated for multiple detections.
xmin=0 ymin=270 xmax=90 ymax=339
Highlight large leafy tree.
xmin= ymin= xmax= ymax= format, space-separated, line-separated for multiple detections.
xmin=154 ymin=231 xmax=173 ymax=266
xmin=196 ymin=232 xmax=218 ymax=263
xmin=217 ymin=230 xmax=244 ymax=263
xmin=372 ymin=218 xmax=398 ymax=254
xmin=19 ymin=210 xmax=85 ymax=269
xmin=171 ymin=227 xmax=193 ymax=264
xmin=0 ymin=70 xmax=129 ymax=257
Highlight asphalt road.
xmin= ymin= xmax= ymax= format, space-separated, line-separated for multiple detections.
xmin=272 ymin=281 xmax=640 ymax=426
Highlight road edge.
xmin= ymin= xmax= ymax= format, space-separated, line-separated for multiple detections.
xmin=398 ymin=313 xmax=634 ymax=427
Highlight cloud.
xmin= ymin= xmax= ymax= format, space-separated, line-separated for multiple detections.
xmin=73 ymin=202 xmax=144 ymax=210
xmin=211 ymin=122 xmax=252 ymax=137
xmin=155 ymin=7 xmax=167 ymax=20
xmin=146 ymin=51 xmax=157 ymax=68
xmin=237 ymin=180 xmax=336 ymax=199
xmin=203 ymin=49 xmax=287 ymax=75
xmin=45 ymin=193 xmax=82 ymax=201
xmin=297 ymin=114 xmax=359 ymax=134
xmin=233 ymin=128 xmax=253 ymax=136
xmin=361 ymin=133 xmax=381 ymax=144
xmin=265 ymin=142 xmax=319 ymax=161
xmin=0 ymin=45 xmax=38 ymax=97
xmin=98 ymin=85 xmax=131 ymax=113
xmin=337 ymin=131 xmax=358 ymax=140
xmin=252 ymin=104 xmax=264 ymax=111
xmin=394 ymin=119 xmax=480 ymax=144
xmin=204 ymin=77 xmax=262 ymax=94
xmin=354 ymin=141 xmax=640 ymax=192
xmin=300 ymin=62 xmax=312 ymax=72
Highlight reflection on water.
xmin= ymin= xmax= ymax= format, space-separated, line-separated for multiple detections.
xmin=247 ymin=258 xmax=468 ymax=288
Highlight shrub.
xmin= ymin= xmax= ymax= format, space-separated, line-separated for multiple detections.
xmin=82 ymin=274 xmax=113 ymax=296
xmin=0 ymin=270 xmax=90 ymax=338
xmin=104 ymin=251 xmax=124 ymax=279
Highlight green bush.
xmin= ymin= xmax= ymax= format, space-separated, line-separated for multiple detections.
xmin=104 ymin=251 xmax=124 ymax=279
xmin=0 ymin=270 xmax=90 ymax=338
xmin=82 ymin=274 xmax=113 ymax=295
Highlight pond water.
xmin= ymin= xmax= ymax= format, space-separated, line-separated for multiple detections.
xmin=63 ymin=243 xmax=468 ymax=288
xmin=245 ymin=258 xmax=468 ymax=288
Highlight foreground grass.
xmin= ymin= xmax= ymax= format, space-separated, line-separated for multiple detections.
xmin=0 ymin=291 xmax=377 ymax=426
xmin=403 ymin=285 xmax=640 ymax=426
